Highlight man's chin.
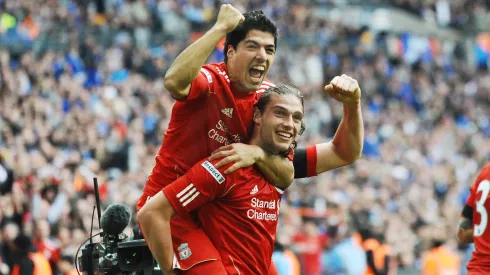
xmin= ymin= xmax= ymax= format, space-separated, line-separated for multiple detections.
xmin=273 ymin=145 xmax=292 ymax=155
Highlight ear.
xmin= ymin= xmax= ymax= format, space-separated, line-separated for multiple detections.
xmin=226 ymin=45 xmax=235 ymax=60
xmin=253 ymin=108 xmax=262 ymax=125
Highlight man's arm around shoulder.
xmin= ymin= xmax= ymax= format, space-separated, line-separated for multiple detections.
xmin=209 ymin=144 xmax=294 ymax=190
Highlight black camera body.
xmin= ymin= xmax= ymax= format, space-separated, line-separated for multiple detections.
xmin=76 ymin=178 xmax=157 ymax=275
xmin=78 ymin=232 xmax=155 ymax=275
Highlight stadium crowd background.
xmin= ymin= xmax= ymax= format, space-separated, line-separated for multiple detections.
xmin=1 ymin=0 xmax=490 ymax=274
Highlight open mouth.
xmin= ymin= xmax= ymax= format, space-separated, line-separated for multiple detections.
xmin=249 ymin=65 xmax=265 ymax=82
xmin=276 ymin=131 xmax=292 ymax=140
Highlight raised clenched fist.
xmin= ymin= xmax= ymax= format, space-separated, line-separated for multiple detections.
xmin=215 ymin=4 xmax=245 ymax=33
xmin=324 ymin=74 xmax=361 ymax=105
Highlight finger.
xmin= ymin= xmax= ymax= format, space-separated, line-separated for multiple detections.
xmin=336 ymin=75 xmax=345 ymax=91
xmin=351 ymin=79 xmax=359 ymax=93
xmin=224 ymin=162 xmax=242 ymax=174
xmin=341 ymin=77 xmax=353 ymax=93
xmin=324 ymin=84 xmax=333 ymax=93
xmin=211 ymin=145 xmax=233 ymax=155
xmin=214 ymin=155 xmax=240 ymax=168
xmin=331 ymin=76 xmax=340 ymax=87
xmin=208 ymin=150 xmax=234 ymax=161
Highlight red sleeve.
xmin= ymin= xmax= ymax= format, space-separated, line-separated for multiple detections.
xmin=467 ymin=165 xmax=490 ymax=208
xmin=306 ymin=145 xmax=318 ymax=177
xmin=466 ymin=185 xmax=476 ymax=208
xmin=172 ymin=68 xmax=212 ymax=102
xmin=162 ymin=159 xmax=233 ymax=215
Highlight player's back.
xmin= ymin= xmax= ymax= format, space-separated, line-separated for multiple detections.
xmin=468 ymin=163 xmax=490 ymax=272
xmin=197 ymin=166 xmax=284 ymax=275
xmin=143 ymin=62 xmax=274 ymax=196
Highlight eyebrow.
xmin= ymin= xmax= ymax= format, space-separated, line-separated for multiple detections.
xmin=273 ymin=105 xmax=304 ymax=117
xmin=244 ymin=39 xmax=275 ymax=49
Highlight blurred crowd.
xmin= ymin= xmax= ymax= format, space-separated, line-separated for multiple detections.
xmin=1 ymin=0 xmax=490 ymax=274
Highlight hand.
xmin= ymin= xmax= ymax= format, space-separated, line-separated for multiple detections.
xmin=324 ymin=74 xmax=361 ymax=106
xmin=214 ymin=4 xmax=245 ymax=33
xmin=209 ymin=144 xmax=263 ymax=174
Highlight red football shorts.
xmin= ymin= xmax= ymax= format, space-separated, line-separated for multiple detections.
xmin=136 ymin=192 xmax=224 ymax=272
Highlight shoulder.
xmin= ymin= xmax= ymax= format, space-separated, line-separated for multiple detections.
xmin=471 ymin=163 xmax=490 ymax=192
xmin=194 ymin=159 xmax=232 ymax=184
xmin=257 ymin=78 xmax=276 ymax=93
xmin=202 ymin=63 xmax=229 ymax=81
xmin=480 ymin=163 xmax=490 ymax=179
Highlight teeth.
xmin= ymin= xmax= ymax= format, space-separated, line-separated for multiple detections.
xmin=277 ymin=132 xmax=292 ymax=138
xmin=252 ymin=66 xmax=265 ymax=71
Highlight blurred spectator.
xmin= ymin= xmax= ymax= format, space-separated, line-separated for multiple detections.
xmin=272 ymin=242 xmax=293 ymax=275
xmin=32 ymin=219 xmax=61 ymax=271
xmin=322 ymin=217 xmax=367 ymax=275
xmin=0 ymin=155 xmax=14 ymax=195
xmin=11 ymin=234 xmax=52 ymax=275
xmin=0 ymin=222 xmax=19 ymax=273
xmin=421 ymin=224 xmax=461 ymax=274
xmin=292 ymin=221 xmax=328 ymax=275
xmin=57 ymin=255 xmax=77 ymax=275
xmin=359 ymin=228 xmax=396 ymax=275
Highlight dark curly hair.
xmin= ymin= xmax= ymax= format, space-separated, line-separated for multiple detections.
xmin=223 ymin=10 xmax=278 ymax=63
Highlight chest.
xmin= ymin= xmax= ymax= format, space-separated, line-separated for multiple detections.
xmin=200 ymin=90 xmax=256 ymax=144
xmin=221 ymin=177 xmax=282 ymax=217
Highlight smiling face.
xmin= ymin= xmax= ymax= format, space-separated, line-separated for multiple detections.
xmin=226 ymin=30 xmax=276 ymax=93
xmin=253 ymin=94 xmax=304 ymax=154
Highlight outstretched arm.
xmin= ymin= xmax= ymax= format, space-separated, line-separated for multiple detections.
xmin=294 ymin=75 xmax=364 ymax=178
xmin=164 ymin=4 xmax=244 ymax=99
xmin=315 ymin=101 xmax=363 ymax=174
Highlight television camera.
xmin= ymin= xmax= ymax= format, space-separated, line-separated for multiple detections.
xmin=76 ymin=178 xmax=156 ymax=274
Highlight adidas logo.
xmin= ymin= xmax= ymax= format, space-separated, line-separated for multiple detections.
xmin=250 ymin=185 xmax=258 ymax=195
xmin=221 ymin=108 xmax=233 ymax=118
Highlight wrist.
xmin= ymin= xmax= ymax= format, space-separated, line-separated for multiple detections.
xmin=343 ymin=101 xmax=361 ymax=111
xmin=211 ymin=24 xmax=229 ymax=36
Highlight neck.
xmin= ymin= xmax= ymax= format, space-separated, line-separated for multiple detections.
xmin=248 ymin=130 xmax=263 ymax=150
xmin=249 ymin=128 xmax=277 ymax=155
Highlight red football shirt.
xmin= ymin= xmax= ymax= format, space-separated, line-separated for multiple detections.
xmin=144 ymin=62 xmax=275 ymax=196
xmin=466 ymin=163 xmax=490 ymax=272
xmin=162 ymin=159 xmax=284 ymax=275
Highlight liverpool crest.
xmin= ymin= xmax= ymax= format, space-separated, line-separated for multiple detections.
xmin=178 ymin=243 xmax=192 ymax=260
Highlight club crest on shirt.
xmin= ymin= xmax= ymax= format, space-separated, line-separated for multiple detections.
xmin=178 ymin=243 xmax=192 ymax=260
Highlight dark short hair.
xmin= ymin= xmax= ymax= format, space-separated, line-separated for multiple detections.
xmin=223 ymin=10 xmax=278 ymax=63
xmin=254 ymin=84 xmax=305 ymax=157
xmin=14 ymin=234 xmax=34 ymax=256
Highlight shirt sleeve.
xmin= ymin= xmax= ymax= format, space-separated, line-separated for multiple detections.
xmin=162 ymin=160 xmax=233 ymax=215
xmin=293 ymin=145 xmax=317 ymax=179
xmin=172 ymin=68 xmax=212 ymax=102
xmin=465 ymin=187 xmax=476 ymax=209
